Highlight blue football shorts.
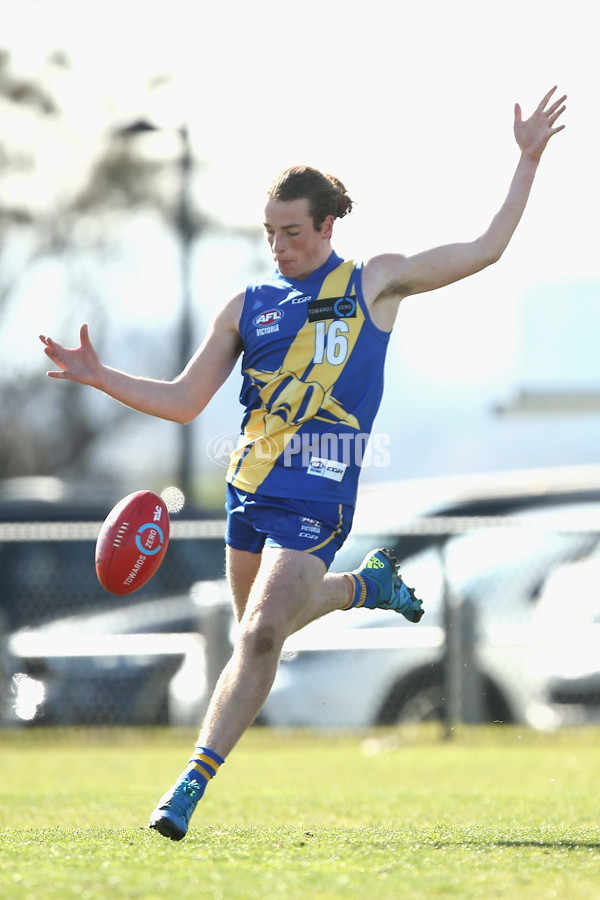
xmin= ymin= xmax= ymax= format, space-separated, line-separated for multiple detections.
xmin=224 ymin=484 xmax=354 ymax=569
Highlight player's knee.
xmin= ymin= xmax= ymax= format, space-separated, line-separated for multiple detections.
xmin=255 ymin=624 xmax=278 ymax=655
xmin=240 ymin=621 xmax=281 ymax=657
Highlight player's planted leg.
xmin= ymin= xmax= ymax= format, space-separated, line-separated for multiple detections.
xmin=148 ymin=548 xmax=327 ymax=841
xmin=148 ymin=746 xmax=224 ymax=841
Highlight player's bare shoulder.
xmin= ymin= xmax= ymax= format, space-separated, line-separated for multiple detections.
xmin=215 ymin=291 xmax=245 ymax=335
xmin=362 ymin=253 xmax=410 ymax=331
xmin=362 ymin=253 xmax=412 ymax=302
xmin=202 ymin=291 xmax=245 ymax=360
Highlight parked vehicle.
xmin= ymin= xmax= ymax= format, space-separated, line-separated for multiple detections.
xmin=6 ymin=466 xmax=600 ymax=729
xmin=528 ymin=553 xmax=600 ymax=724
xmin=258 ymin=499 xmax=600 ymax=730
xmin=6 ymin=581 xmax=230 ymax=726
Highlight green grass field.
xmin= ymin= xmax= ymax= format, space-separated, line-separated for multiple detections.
xmin=1 ymin=725 xmax=600 ymax=899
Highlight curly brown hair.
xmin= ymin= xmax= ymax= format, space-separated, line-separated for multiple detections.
xmin=267 ymin=165 xmax=354 ymax=230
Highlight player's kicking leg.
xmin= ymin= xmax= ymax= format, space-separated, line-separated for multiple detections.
xmin=289 ymin=547 xmax=424 ymax=634
xmin=343 ymin=548 xmax=424 ymax=621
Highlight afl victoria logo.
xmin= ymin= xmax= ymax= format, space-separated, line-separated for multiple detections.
xmin=253 ymin=309 xmax=283 ymax=327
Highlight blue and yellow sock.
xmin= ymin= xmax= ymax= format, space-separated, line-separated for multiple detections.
xmin=342 ymin=573 xmax=380 ymax=610
xmin=177 ymin=745 xmax=225 ymax=800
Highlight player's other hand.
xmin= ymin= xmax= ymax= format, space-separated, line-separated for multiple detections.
xmin=514 ymin=85 xmax=566 ymax=161
xmin=39 ymin=323 xmax=102 ymax=387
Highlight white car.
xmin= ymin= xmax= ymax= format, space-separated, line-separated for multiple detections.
xmin=259 ymin=503 xmax=600 ymax=730
xmin=526 ymin=554 xmax=600 ymax=724
xmin=169 ymin=468 xmax=600 ymax=730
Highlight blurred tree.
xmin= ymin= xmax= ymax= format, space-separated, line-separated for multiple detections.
xmin=0 ymin=48 xmax=61 ymax=322
xmin=0 ymin=49 xmax=259 ymax=491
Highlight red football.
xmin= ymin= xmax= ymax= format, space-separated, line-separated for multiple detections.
xmin=95 ymin=490 xmax=170 ymax=595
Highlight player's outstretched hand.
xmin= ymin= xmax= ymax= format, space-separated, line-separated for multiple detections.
xmin=39 ymin=323 xmax=102 ymax=386
xmin=514 ymin=85 xmax=566 ymax=161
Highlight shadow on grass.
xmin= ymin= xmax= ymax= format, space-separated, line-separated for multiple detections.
xmin=495 ymin=840 xmax=600 ymax=850
xmin=429 ymin=838 xmax=600 ymax=851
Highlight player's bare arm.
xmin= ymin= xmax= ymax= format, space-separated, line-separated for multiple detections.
xmin=363 ymin=86 xmax=566 ymax=331
xmin=39 ymin=292 xmax=244 ymax=423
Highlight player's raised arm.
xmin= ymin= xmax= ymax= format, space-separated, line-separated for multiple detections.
xmin=364 ymin=86 xmax=567 ymax=325
xmin=40 ymin=293 xmax=244 ymax=424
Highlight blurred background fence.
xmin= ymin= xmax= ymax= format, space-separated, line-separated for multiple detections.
xmin=3 ymin=487 xmax=600 ymax=736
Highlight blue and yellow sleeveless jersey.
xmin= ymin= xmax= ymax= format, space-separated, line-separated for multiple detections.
xmin=226 ymin=252 xmax=390 ymax=505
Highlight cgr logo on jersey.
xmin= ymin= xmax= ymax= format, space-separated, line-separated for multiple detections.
xmin=253 ymin=308 xmax=283 ymax=335
xmin=279 ymin=289 xmax=311 ymax=306
xmin=307 ymin=457 xmax=347 ymax=482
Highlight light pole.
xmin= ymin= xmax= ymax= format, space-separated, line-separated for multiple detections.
xmin=494 ymin=388 xmax=600 ymax=415
xmin=113 ymin=120 xmax=196 ymax=501
xmin=175 ymin=123 xmax=194 ymax=500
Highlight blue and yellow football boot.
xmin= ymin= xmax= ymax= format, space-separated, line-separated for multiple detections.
xmin=349 ymin=548 xmax=424 ymax=622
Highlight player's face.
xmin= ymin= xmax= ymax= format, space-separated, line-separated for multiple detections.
xmin=263 ymin=198 xmax=333 ymax=280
